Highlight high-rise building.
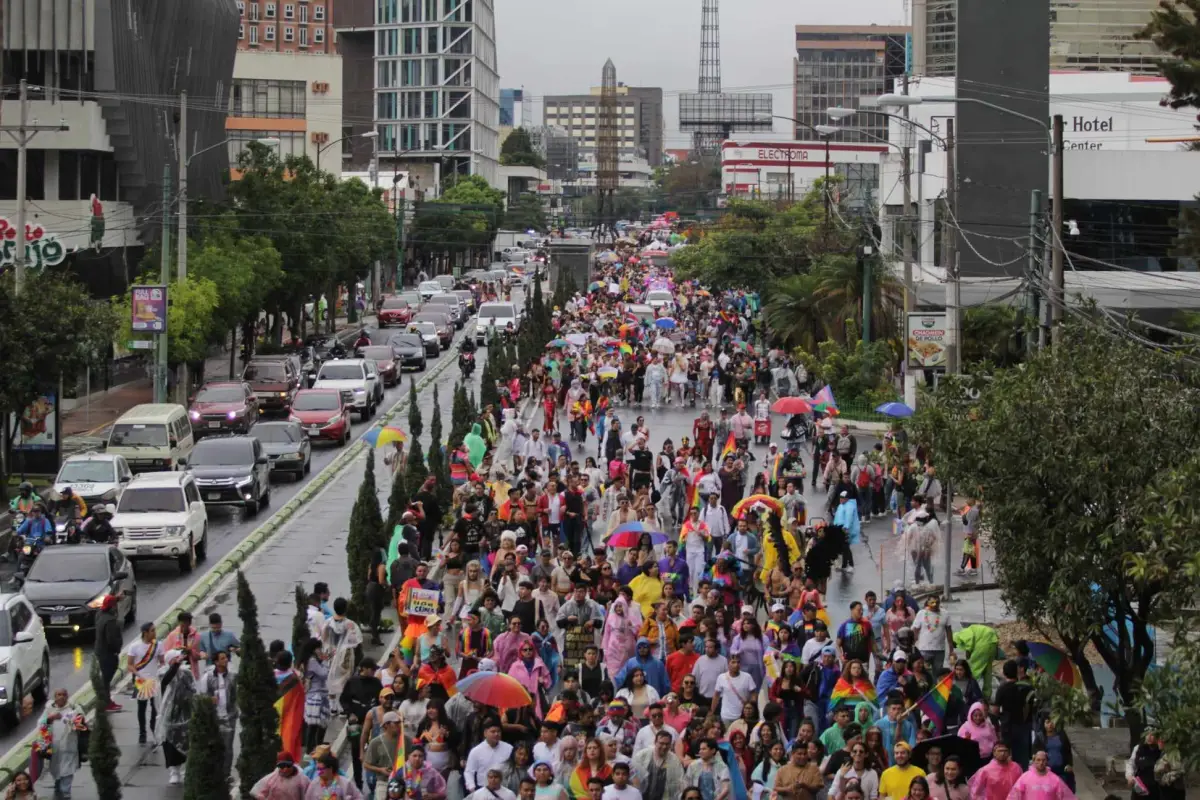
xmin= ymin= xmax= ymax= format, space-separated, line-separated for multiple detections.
xmin=793 ymin=25 xmax=908 ymax=144
xmin=911 ymin=0 xmax=1161 ymax=77
xmin=500 ymin=88 xmax=524 ymax=127
xmin=336 ymin=0 xmax=501 ymax=189
xmin=544 ymin=84 xmax=664 ymax=165
xmin=0 ymin=0 xmax=238 ymax=297
xmin=529 ymin=126 xmax=580 ymax=181
xmin=231 ymin=0 xmax=343 ymax=175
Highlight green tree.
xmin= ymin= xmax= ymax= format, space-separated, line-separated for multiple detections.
xmin=793 ymin=332 xmax=895 ymax=407
xmin=234 ymin=570 xmax=280 ymax=797
xmin=345 ymin=452 xmax=386 ymax=622
xmin=499 ymin=127 xmax=546 ymax=168
xmin=291 ymin=585 xmax=310 ymax=656
xmin=426 ymin=388 xmax=453 ymax=508
xmin=910 ymin=321 xmax=1200 ymax=745
xmin=503 ymin=193 xmax=549 ymax=234
xmin=1139 ymin=631 xmax=1200 ymax=774
xmin=655 ymin=161 xmax=720 ymax=214
xmin=385 ymin=464 xmax=410 ymax=535
xmin=412 ymin=176 xmax=506 ymax=270
xmin=404 ymin=440 xmax=429 ymax=491
xmin=450 ymin=382 xmax=473 ymax=446
xmin=1139 ymin=1 xmax=1200 ymax=112
xmin=766 ymin=254 xmax=901 ymax=347
xmin=117 ymin=272 xmax=220 ymax=367
xmin=961 ymin=304 xmax=1024 ymax=368
xmin=408 ymin=376 xmax=423 ymax=440
xmin=88 ymin=661 xmax=122 ymax=800
xmin=183 ymin=696 xmax=228 ymax=799
xmin=479 ymin=353 xmax=500 ymax=411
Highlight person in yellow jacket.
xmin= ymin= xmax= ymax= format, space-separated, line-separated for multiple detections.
xmin=627 ymin=562 xmax=665 ymax=619
xmin=759 ymin=512 xmax=803 ymax=588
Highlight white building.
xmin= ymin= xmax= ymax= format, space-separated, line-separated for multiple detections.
xmin=721 ymin=140 xmax=887 ymax=203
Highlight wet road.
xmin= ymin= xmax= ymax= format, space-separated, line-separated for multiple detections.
xmin=0 ymin=301 xmax=499 ymax=749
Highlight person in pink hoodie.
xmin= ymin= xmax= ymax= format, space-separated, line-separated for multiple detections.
xmin=968 ymin=741 xmax=1023 ymax=800
xmin=508 ymin=640 xmax=553 ymax=718
xmin=603 ymin=596 xmax=640 ymax=673
xmin=957 ymin=702 xmax=999 ymax=759
xmin=1006 ymin=751 xmax=1076 ymax=800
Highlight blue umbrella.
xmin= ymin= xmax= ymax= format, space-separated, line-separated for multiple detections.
xmin=655 ymin=317 xmax=677 ymax=329
xmin=875 ymin=401 xmax=915 ymax=418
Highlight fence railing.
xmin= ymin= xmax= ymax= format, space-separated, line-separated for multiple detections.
xmin=833 ymin=396 xmax=901 ymax=425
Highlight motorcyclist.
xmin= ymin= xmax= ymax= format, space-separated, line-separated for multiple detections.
xmin=82 ymin=504 xmax=118 ymax=544
xmin=353 ymin=329 xmax=372 ymax=350
xmin=16 ymin=504 xmax=55 ymax=548
xmin=8 ymin=482 xmax=40 ymax=515
xmin=327 ymin=339 xmax=348 ymax=360
xmin=54 ymin=486 xmax=87 ymax=520
xmin=460 ymin=337 xmax=477 ymax=355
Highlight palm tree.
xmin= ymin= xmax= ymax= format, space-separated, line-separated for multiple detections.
xmin=766 ymin=273 xmax=826 ymax=352
xmin=766 ymin=257 xmax=903 ymax=349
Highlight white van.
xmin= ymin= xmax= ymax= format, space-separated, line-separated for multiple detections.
xmin=106 ymin=404 xmax=195 ymax=473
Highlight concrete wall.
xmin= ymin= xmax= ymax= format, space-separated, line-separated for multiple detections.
xmin=549 ymin=242 xmax=592 ymax=295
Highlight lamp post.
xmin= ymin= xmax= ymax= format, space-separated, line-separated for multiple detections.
xmin=315 ymin=129 xmax=378 ymax=174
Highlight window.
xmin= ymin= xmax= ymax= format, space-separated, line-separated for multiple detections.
xmin=237 ymin=1 xmax=245 ymax=15
xmin=314 ymin=27 xmax=324 ymax=43
xmin=284 ymin=26 xmax=294 ymax=41
xmin=314 ymin=4 xmax=325 ymax=19
xmin=265 ymin=1 xmax=276 ymax=15
xmin=239 ymin=23 xmax=245 ymax=39
xmin=185 ymin=481 xmax=201 ymax=505
xmin=265 ymin=25 xmax=275 ymax=40
xmin=249 ymin=24 xmax=259 ymax=44
xmin=299 ymin=3 xmax=308 ymax=21
xmin=284 ymin=3 xmax=294 ymax=18
xmin=299 ymin=26 xmax=308 ymax=46
xmin=249 ymin=2 xmax=259 ymax=20
xmin=229 ymin=79 xmax=307 ymax=117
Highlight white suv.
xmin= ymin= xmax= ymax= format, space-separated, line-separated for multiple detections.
xmin=111 ymin=472 xmax=209 ymax=573
xmin=0 ymin=594 xmax=49 ymax=727
xmin=313 ymin=359 xmax=378 ymax=421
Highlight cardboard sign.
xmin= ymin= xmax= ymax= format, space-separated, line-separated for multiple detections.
xmin=407 ymin=588 xmax=440 ymax=617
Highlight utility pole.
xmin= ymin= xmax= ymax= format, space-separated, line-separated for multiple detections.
xmin=1050 ymin=114 xmax=1065 ymax=342
xmin=1 ymin=80 xmax=70 ymax=295
xmin=902 ymin=74 xmax=914 ymax=313
xmin=157 ymin=165 xmax=172 ymax=404
xmin=861 ymin=243 xmax=873 ymax=342
xmin=943 ymin=119 xmax=959 ymax=375
xmin=176 ymin=91 xmax=189 ymax=404
xmin=1027 ymin=189 xmax=1043 ymax=356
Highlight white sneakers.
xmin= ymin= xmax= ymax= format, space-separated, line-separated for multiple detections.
xmin=168 ymin=766 xmax=186 ymax=786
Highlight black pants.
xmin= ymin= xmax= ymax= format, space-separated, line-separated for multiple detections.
xmin=841 ymin=541 xmax=855 ymax=569
xmin=348 ymin=733 xmax=364 ymax=788
xmin=303 ymin=723 xmax=327 ymax=752
xmin=98 ymin=654 xmax=118 ymax=695
xmin=562 ymin=517 xmax=583 ymax=554
xmin=137 ymin=698 xmax=157 ymax=736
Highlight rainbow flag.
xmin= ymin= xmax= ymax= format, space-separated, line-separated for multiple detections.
xmin=915 ymin=672 xmax=954 ymax=733
xmin=719 ymin=432 xmax=736 ymax=461
xmin=391 ymin=717 xmax=407 ymax=778
xmin=829 ymin=676 xmax=877 ymax=709
xmin=813 ymin=384 xmax=838 ymax=413
xmin=274 ymin=668 xmax=306 ymax=762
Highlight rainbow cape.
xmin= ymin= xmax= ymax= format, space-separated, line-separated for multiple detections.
xmin=719 ymin=432 xmax=736 ymax=461
xmin=275 ymin=668 xmax=305 ymax=762
xmin=829 ymin=676 xmax=877 ymax=709
xmin=915 ymin=672 xmax=954 ymax=733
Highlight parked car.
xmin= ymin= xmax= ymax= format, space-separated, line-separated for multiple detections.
xmin=52 ymin=453 xmax=133 ymax=509
xmin=413 ymin=311 xmax=454 ymax=349
xmin=20 ymin=545 xmax=136 ymax=638
xmin=0 ymin=593 xmax=50 ymax=725
xmin=360 ymin=345 xmax=401 ymax=387
xmin=242 ymin=357 xmax=300 ymax=416
xmin=387 ymin=333 xmax=429 ymax=370
xmin=377 ymin=296 xmax=415 ymax=328
xmin=289 ymin=389 xmax=353 ymax=445
xmin=252 ymin=421 xmax=312 ymax=479
xmin=181 ymin=435 xmax=272 ymax=513
xmin=111 ymin=471 xmax=208 ymax=572
xmin=188 ymin=382 xmax=259 ymax=437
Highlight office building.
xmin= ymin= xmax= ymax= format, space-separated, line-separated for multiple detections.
xmin=230 ymin=0 xmax=343 ymax=176
xmin=793 ymin=25 xmax=908 ymax=144
xmin=500 ymin=88 xmax=524 ymax=127
xmin=911 ymin=0 xmax=1162 ymax=76
xmin=529 ymin=126 xmax=581 ymax=182
xmin=0 ymin=0 xmax=237 ymax=297
xmin=544 ymin=84 xmax=665 ymax=165
xmin=336 ymin=0 xmax=501 ymax=190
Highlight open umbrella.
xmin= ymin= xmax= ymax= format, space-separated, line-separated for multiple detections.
xmin=875 ymin=401 xmax=915 ymax=418
xmin=362 ymin=426 xmax=407 ymax=449
xmin=605 ymin=529 xmax=670 ymax=549
xmin=618 ymin=343 xmax=634 ymax=356
xmin=454 ymin=671 xmax=533 ymax=708
xmin=597 ymin=367 xmax=619 ymax=380
xmin=912 ymin=735 xmax=982 ymax=777
xmin=771 ymin=397 xmax=813 ymax=415
xmin=652 ymin=338 xmax=676 ymax=355
xmin=655 ymin=317 xmax=677 ymax=330
xmin=1025 ymin=641 xmax=1085 ymax=688
xmin=547 ymin=339 xmax=570 ymax=349
xmin=566 ymin=333 xmax=592 ymax=347
xmin=732 ymin=495 xmax=785 ymax=519
xmin=611 ymin=522 xmax=649 ymax=535
xmin=588 ymin=282 xmax=602 ymax=292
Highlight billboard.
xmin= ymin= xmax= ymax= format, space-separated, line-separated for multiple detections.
xmin=907 ymin=312 xmax=949 ymax=370
xmin=131 ymin=285 xmax=168 ymax=333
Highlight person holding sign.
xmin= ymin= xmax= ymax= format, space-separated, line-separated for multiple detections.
xmin=398 ymin=563 xmax=441 ymax=663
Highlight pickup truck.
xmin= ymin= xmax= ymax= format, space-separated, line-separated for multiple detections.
xmin=312 ymin=359 xmax=378 ymax=421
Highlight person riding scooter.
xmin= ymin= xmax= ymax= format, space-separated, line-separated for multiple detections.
xmin=82 ymin=505 xmax=118 ymax=544
xmin=54 ymin=486 xmax=87 ymax=520
xmin=353 ymin=329 xmax=372 ymax=350
xmin=8 ymin=482 xmax=40 ymax=515
xmin=16 ymin=505 xmax=55 ymax=549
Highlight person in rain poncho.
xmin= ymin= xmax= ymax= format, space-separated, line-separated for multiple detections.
xmin=952 ymin=623 xmax=1001 ymax=697
xmin=321 ymin=598 xmax=364 ymax=714
xmin=39 ymin=688 xmax=85 ymax=798
xmin=464 ymin=423 xmax=487 ymax=471
xmin=645 ymin=356 xmax=669 ymax=409
xmin=602 ymin=596 xmax=640 ymax=676
xmin=833 ymin=490 xmax=862 ymax=545
xmin=495 ymin=408 xmax=518 ymax=470
xmin=156 ymin=649 xmax=197 ymax=785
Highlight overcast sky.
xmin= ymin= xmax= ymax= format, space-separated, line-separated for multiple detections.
xmin=494 ymin=0 xmax=907 ymax=147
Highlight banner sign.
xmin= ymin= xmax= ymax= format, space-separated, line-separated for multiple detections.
xmin=906 ymin=312 xmax=949 ymax=370
xmin=0 ymin=218 xmax=67 ymax=270
xmin=406 ymin=588 xmax=440 ymax=617
xmin=132 ymin=285 xmax=168 ymax=333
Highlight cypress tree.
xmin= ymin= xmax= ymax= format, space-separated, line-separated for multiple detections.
xmin=430 ymin=386 xmax=444 ymax=447
xmin=404 ymin=439 xmax=428 ymax=489
xmin=479 ymin=353 xmax=500 ymax=411
xmin=182 ymin=696 xmax=228 ymax=799
xmin=385 ymin=464 xmax=410 ymax=535
xmin=407 ymin=376 xmax=423 ymax=440
xmin=88 ymin=661 xmax=122 ymax=800
xmin=345 ymin=452 xmax=384 ymax=622
xmin=450 ymin=382 xmax=472 ymax=446
xmin=235 ymin=571 xmax=280 ymax=798
xmin=291 ymin=584 xmax=309 ymax=656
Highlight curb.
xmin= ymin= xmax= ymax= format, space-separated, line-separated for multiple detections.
xmin=0 ymin=346 xmax=459 ymax=787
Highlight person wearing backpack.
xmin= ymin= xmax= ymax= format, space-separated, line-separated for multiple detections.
xmin=852 ymin=456 xmax=875 ymax=524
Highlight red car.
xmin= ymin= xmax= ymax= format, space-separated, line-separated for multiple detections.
xmin=359 ymin=345 xmax=400 ymax=387
xmin=288 ymin=389 xmax=352 ymax=445
xmin=188 ymin=382 xmax=259 ymax=437
xmin=377 ymin=297 xmax=414 ymax=328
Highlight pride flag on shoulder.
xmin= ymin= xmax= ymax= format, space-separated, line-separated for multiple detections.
xmin=719 ymin=432 xmax=736 ymax=461
xmin=915 ymin=672 xmax=954 ymax=733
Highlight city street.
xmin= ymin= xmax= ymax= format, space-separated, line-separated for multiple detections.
xmin=0 ymin=309 xmax=489 ymax=754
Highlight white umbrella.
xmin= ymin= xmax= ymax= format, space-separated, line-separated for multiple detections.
xmin=652 ymin=337 xmax=676 ymax=355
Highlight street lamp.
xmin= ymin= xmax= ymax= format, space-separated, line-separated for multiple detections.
xmin=754 ymin=113 xmax=841 ymax=207
xmin=316 ymin=129 xmax=377 ymax=174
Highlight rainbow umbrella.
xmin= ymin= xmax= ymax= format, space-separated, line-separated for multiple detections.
xmin=605 ymin=529 xmax=670 ymax=548
xmin=1025 ymin=642 xmax=1084 ymax=688
xmin=611 ymin=522 xmax=649 ymax=535
xmin=547 ymin=339 xmax=570 ymax=348
xmin=455 ymin=671 xmax=533 ymax=708
xmin=362 ymin=426 xmax=407 ymax=449
xmin=618 ymin=343 xmax=633 ymax=356
xmin=732 ymin=494 xmax=785 ymax=520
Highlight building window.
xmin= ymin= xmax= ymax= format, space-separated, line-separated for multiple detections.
xmin=249 ymin=25 xmax=259 ymax=45
xmin=299 ymin=26 xmax=309 ymax=46
xmin=265 ymin=25 xmax=275 ymax=40
xmin=237 ymin=1 xmax=245 ymax=15
xmin=314 ymin=27 xmax=324 ymax=43
xmin=249 ymin=2 xmax=259 ymax=20
xmin=314 ymin=4 xmax=325 ymax=19
xmin=265 ymin=1 xmax=276 ymax=15
xmin=284 ymin=4 xmax=294 ymax=18
xmin=284 ymin=26 xmax=294 ymax=41
xmin=230 ymin=78 xmax=308 ymax=118
xmin=239 ymin=23 xmax=245 ymax=38
xmin=299 ymin=4 xmax=308 ymax=22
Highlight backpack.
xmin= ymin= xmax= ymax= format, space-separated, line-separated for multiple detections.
xmin=856 ymin=465 xmax=872 ymax=489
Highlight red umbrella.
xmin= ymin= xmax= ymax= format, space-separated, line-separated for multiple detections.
xmin=455 ymin=671 xmax=533 ymax=708
xmin=771 ymin=397 xmax=813 ymax=414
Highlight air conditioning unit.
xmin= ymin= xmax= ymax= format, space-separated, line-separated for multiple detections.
xmin=311 ymin=132 xmax=330 ymax=144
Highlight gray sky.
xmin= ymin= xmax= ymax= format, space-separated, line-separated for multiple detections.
xmin=494 ymin=0 xmax=907 ymax=147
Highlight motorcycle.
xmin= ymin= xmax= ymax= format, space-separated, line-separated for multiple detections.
xmin=16 ymin=535 xmax=46 ymax=577
xmin=459 ymin=350 xmax=476 ymax=377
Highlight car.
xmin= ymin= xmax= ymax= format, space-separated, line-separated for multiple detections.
xmin=188 ymin=382 xmax=259 ymax=437
xmin=402 ymin=324 xmax=442 ymax=356
xmin=312 ymin=359 xmax=377 ymax=420
xmin=377 ymin=296 xmax=415 ymax=328
xmin=453 ymin=289 xmax=477 ymax=314
xmin=418 ymin=280 xmax=444 ymax=301
xmin=626 ymin=303 xmax=656 ymax=325
xmin=0 ymin=594 xmax=50 ymax=726
xmin=426 ymin=294 xmax=465 ymax=328
xmin=360 ymin=345 xmax=401 ymax=387
xmin=475 ymin=302 xmax=520 ymax=344
xmin=252 ymin=421 xmax=312 ymax=479
xmin=52 ymin=453 xmax=133 ymax=509
xmin=289 ymin=389 xmax=353 ymax=445
xmin=181 ymin=435 xmax=272 ymax=514
xmin=20 ymin=545 xmax=137 ymax=638
xmin=111 ymin=472 xmax=209 ymax=572
xmin=413 ymin=311 xmax=454 ymax=349
xmin=386 ymin=333 xmax=428 ymax=370
xmin=434 ymin=274 xmax=455 ymax=292
xmin=397 ymin=291 xmax=422 ymax=307
xmin=242 ymin=358 xmax=300 ymax=416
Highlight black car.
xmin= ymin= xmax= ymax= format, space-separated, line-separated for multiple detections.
xmin=252 ymin=421 xmax=312 ymax=479
xmin=21 ymin=544 xmax=137 ymax=634
xmin=181 ymin=435 xmax=272 ymax=513
xmin=391 ymin=331 xmax=438 ymax=361
xmin=387 ymin=333 xmax=428 ymax=370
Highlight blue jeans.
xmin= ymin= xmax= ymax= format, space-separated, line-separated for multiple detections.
xmin=54 ymin=775 xmax=74 ymax=799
